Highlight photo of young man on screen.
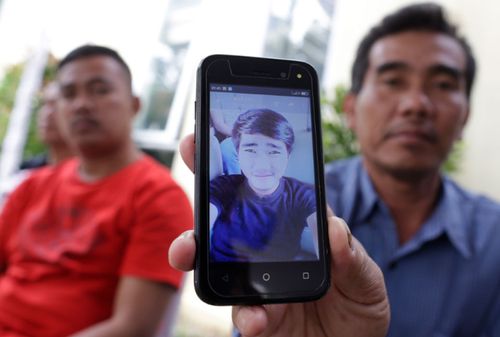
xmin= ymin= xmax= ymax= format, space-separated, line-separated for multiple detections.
xmin=209 ymin=108 xmax=319 ymax=262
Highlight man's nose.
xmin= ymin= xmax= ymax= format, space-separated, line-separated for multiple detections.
xmin=252 ymin=152 xmax=272 ymax=169
xmin=397 ymin=87 xmax=434 ymax=118
xmin=71 ymin=93 xmax=93 ymax=114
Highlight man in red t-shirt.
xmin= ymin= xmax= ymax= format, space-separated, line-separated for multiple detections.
xmin=0 ymin=45 xmax=193 ymax=337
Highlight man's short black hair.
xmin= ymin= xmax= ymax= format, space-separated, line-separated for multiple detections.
xmin=57 ymin=45 xmax=133 ymax=87
xmin=351 ymin=2 xmax=476 ymax=98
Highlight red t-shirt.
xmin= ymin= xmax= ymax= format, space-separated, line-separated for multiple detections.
xmin=0 ymin=155 xmax=193 ymax=337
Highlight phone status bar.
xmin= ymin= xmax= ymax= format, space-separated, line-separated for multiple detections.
xmin=210 ymin=84 xmax=309 ymax=97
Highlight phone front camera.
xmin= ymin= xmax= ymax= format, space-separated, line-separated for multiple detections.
xmin=297 ymin=73 xmax=303 ymax=79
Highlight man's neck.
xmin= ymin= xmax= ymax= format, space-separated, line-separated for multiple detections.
xmin=363 ymin=159 xmax=442 ymax=244
xmin=77 ymin=143 xmax=141 ymax=183
xmin=48 ymin=144 xmax=74 ymax=166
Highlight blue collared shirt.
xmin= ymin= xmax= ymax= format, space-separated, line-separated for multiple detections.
xmin=325 ymin=156 xmax=500 ymax=337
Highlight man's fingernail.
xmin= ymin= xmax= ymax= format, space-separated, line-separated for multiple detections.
xmin=337 ymin=217 xmax=353 ymax=251
xmin=182 ymin=230 xmax=194 ymax=239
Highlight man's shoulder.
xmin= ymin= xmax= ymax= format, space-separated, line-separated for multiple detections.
xmin=22 ymin=158 xmax=76 ymax=185
xmin=445 ymin=177 xmax=500 ymax=245
xmin=445 ymin=177 xmax=500 ymax=215
xmin=129 ymin=155 xmax=177 ymax=188
xmin=282 ymin=176 xmax=314 ymax=192
xmin=123 ymin=156 xmax=191 ymax=210
xmin=324 ymin=156 xmax=362 ymax=189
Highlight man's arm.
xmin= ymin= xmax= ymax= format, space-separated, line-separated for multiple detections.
xmin=70 ymin=276 xmax=177 ymax=337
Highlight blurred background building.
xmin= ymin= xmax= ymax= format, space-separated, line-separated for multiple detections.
xmin=0 ymin=0 xmax=499 ymax=335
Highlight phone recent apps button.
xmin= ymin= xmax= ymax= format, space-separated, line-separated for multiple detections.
xmin=262 ymin=273 xmax=271 ymax=282
xmin=302 ymin=272 xmax=310 ymax=280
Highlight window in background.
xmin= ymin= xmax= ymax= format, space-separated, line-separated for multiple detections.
xmin=263 ymin=0 xmax=335 ymax=80
xmin=133 ymin=0 xmax=201 ymax=153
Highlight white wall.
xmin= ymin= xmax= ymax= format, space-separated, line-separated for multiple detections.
xmin=454 ymin=0 xmax=500 ymax=201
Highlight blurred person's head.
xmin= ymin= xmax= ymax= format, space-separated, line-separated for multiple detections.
xmin=56 ymin=45 xmax=140 ymax=157
xmin=37 ymin=82 xmax=64 ymax=146
xmin=232 ymin=109 xmax=295 ymax=196
xmin=37 ymin=82 xmax=74 ymax=164
xmin=344 ymin=3 xmax=473 ymax=180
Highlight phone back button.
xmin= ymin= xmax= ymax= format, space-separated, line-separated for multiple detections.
xmin=222 ymin=274 xmax=229 ymax=282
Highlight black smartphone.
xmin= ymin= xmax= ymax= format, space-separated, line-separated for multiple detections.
xmin=194 ymin=54 xmax=330 ymax=305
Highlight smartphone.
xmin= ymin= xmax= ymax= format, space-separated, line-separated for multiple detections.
xmin=194 ymin=54 xmax=330 ymax=305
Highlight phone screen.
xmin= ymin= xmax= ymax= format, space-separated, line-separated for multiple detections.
xmin=209 ymin=84 xmax=319 ymax=263
xmin=195 ymin=55 xmax=329 ymax=305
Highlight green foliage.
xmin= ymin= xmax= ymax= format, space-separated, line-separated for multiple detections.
xmin=0 ymin=64 xmax=24 ymax=144
xmin=321 ymin=85 xmax=358 ymax=163
xmin=320 ymin=84 xmax=462 ymax=173
xmin=0 ymin=55 xmax=58 ymax=160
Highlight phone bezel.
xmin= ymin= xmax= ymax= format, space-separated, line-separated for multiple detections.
xmin=195 ymin=54 xmax=330 ymax=305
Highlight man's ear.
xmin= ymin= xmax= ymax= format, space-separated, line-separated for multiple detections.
xmin=457 ymin=105 xmax=470 ymax=140
xmin=343 ymin=92 xmax=357 ymax=132
xmin=132 ymin=96 xmax=141 ymax=116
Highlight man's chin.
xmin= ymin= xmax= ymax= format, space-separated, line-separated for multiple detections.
xmin=383 ymin=161 xmax=440 ymax=181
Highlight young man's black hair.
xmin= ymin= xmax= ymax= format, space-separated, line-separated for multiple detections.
xmin=232 ymin=108 xmax=295 ymax=153
xmin=351 ymin=2 xmax=476 ymax=98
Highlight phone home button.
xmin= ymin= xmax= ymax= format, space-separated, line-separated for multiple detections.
xmin=262 ymin=273 xmax=271 ymax=282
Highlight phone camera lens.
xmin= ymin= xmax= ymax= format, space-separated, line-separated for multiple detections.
xmin=297 ymin=73 xmax=303 ymax=79
xmin=280 ymin=72 xmax=287 ymax=78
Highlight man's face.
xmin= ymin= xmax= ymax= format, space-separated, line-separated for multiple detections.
xmin=346 ymin=31 xmax=469 ymax=177
xmin=238 ymin=133 xmax=289 ymax=196
xmin=56 ymin=55 xmax=139 ymax=155
xmin=37 ymin=84 xmax=64 ymax=146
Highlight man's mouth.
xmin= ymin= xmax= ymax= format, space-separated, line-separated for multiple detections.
xmin=385 ymin=126 xmax=437 ymax=144
xmin=252 ymin=172 xmax=273 ymax=178
xmin=72 ymin=118 xmax=99 ymax=131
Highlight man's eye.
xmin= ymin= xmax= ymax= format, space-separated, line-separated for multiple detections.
xmin=433 ymin=80 xmax=458 ymax=91
xmin=92 ymin=85 xmax=110 ymax=95
xmin=268 ymin=150 xmax=282 ymax=155
xmin=244 ymin=149 xmax=256 ymax=154
xmin=60 ymin=90 xmax=75 ymax=99
xmin=382 ymin=77 xmax=404 ymax=87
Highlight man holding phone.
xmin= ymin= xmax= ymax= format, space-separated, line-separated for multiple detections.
xmin=170 ymin=2 xmax=499 ymax=337
xmin=325 ymin=3 xmax=500 ymax=336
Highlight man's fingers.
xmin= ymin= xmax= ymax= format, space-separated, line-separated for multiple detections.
xmin=232 ymin=306 xmax=268 ymax=337
xmin=179 ymin=134 xmax=195 ymax=173
xmin=329 ymin=217 xmax=387 ymax=306
xmin=326 ymin=206 xmax=335 ymax=217
xmin=168 ymin=230 xmax=196 ymax=271
xmin=233 ymin=304 xmax=288 ymax=337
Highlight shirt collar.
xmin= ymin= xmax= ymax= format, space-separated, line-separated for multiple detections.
xmin=339 ymin=157 xmax=378 ymax=225
xmin=431 ymin=177 xmax=472 ymax=258
xmin=340 ymin=158 xmax=472 ymax=259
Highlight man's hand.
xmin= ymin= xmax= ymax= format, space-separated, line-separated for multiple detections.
xmin=171 ymin=134 xmax=390 ymax=337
